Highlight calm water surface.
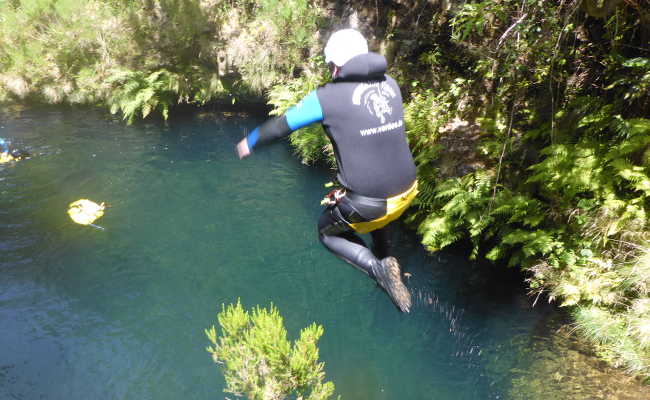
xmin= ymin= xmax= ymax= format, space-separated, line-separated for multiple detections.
xmin=1 ymin=107 xmax=644 ymax=399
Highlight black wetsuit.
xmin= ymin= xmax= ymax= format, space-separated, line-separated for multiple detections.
xmin=244 ymin=52 xmax=416 ymax=277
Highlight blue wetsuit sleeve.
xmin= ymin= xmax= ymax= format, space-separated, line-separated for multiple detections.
xmin=244 ymin=90 xmax=323 ymax=151
xmin=246 ymin=127 xmax=260 ymax=149
xmin=285 ymin=90 xmax=323 ymax=130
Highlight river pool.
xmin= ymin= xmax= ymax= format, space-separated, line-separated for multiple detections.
xmin=1 ymin=106 xmax=648 ymax=399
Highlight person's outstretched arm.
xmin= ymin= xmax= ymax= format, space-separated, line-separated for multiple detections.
xmin=236 ymin=90 xmax=323 ymax=159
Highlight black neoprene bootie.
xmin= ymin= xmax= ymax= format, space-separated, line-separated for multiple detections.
xmin=371 ymin=256 xmax=411 ymax=313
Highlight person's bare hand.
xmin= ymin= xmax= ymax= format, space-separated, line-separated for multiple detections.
xmin=236 ymin=138 xmax=250 ymax=159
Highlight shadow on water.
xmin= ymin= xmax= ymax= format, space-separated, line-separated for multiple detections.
xmin=1 ymin=106 xmax=649 ymax=400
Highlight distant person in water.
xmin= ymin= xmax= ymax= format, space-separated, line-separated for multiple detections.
xmin=235 ymin=29 xmax=418 ymax=312
xmin=0 ymin=138 xmax=30 ymax=163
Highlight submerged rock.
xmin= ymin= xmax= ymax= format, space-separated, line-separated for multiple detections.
xmin=486 ymin=313 xmax=650 ymax=399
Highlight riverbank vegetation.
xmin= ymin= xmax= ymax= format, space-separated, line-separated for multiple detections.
xmin=2 ymin=0 xmax=649 ymax=381
xmin=0 ymin=0 xmax=325 ymax=121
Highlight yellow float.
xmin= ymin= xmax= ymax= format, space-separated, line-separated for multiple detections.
xmin=67 ymin=199 xmax=106 ymax=229
xmin=0 ymin=138 xmax=30 ymax=163
xmin=0 ymin=150 xmax=29 ymax=164
xmin=0 ymin=152 xmax=14 ymax=164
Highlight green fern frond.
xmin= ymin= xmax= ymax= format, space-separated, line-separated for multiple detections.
xmin=486 ymin=244 xmax=507 ymax=261
xmin=468 ymin=213 xmax=493 ymax=237
xmin=418 ymin=214 xmax=462 ymax=251
xmin=435 ymin=182 xmax=464 ymax=200
xmin=610 ymin=159 xmax=650 ymax=196
xmin=607 ymin=119 xmax=650 ymax=157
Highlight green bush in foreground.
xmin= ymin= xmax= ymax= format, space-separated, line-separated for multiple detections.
xmin=205 ymin=301 xmax=336 ymax=400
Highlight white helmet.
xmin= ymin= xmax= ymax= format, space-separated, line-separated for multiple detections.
xmin=324 ymin=29 xmax=368 ymax=67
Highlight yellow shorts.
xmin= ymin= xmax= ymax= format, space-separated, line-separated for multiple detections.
xmin=349 ymin=180 xmax=419 ymax=234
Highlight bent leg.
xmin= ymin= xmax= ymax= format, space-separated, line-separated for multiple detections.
xmin=318 ymin=204 xmax=378 ymax=277
xmin=317 ymin=197 xmax=411 ymax=312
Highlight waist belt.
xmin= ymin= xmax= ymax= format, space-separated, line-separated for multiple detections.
xmin=348 ymin=180 xmax=419 ymax=234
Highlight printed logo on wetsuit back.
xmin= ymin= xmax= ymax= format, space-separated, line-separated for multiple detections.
xmin=352 ymin=82 xmax=403 ymax=137
xmin=352 ymin=82 xmax=396 ymax=123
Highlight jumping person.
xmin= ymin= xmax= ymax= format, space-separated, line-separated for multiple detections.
xmin=235 ymin=29 xmax=417 ymax=312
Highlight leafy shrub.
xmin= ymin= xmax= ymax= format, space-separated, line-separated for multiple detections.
xmin=205 ymin=301 xmax=336 ymax=400
xmin=400 ymin=0 xmax=650 ymax=378
xmin=106 ymin=69 xmax=183 ymax=123
xmin=0 ymin=0 xmax=326 ymax=119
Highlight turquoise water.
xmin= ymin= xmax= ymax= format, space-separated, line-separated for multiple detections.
xmin=1 ymin=107 xmax=562 ymax=399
